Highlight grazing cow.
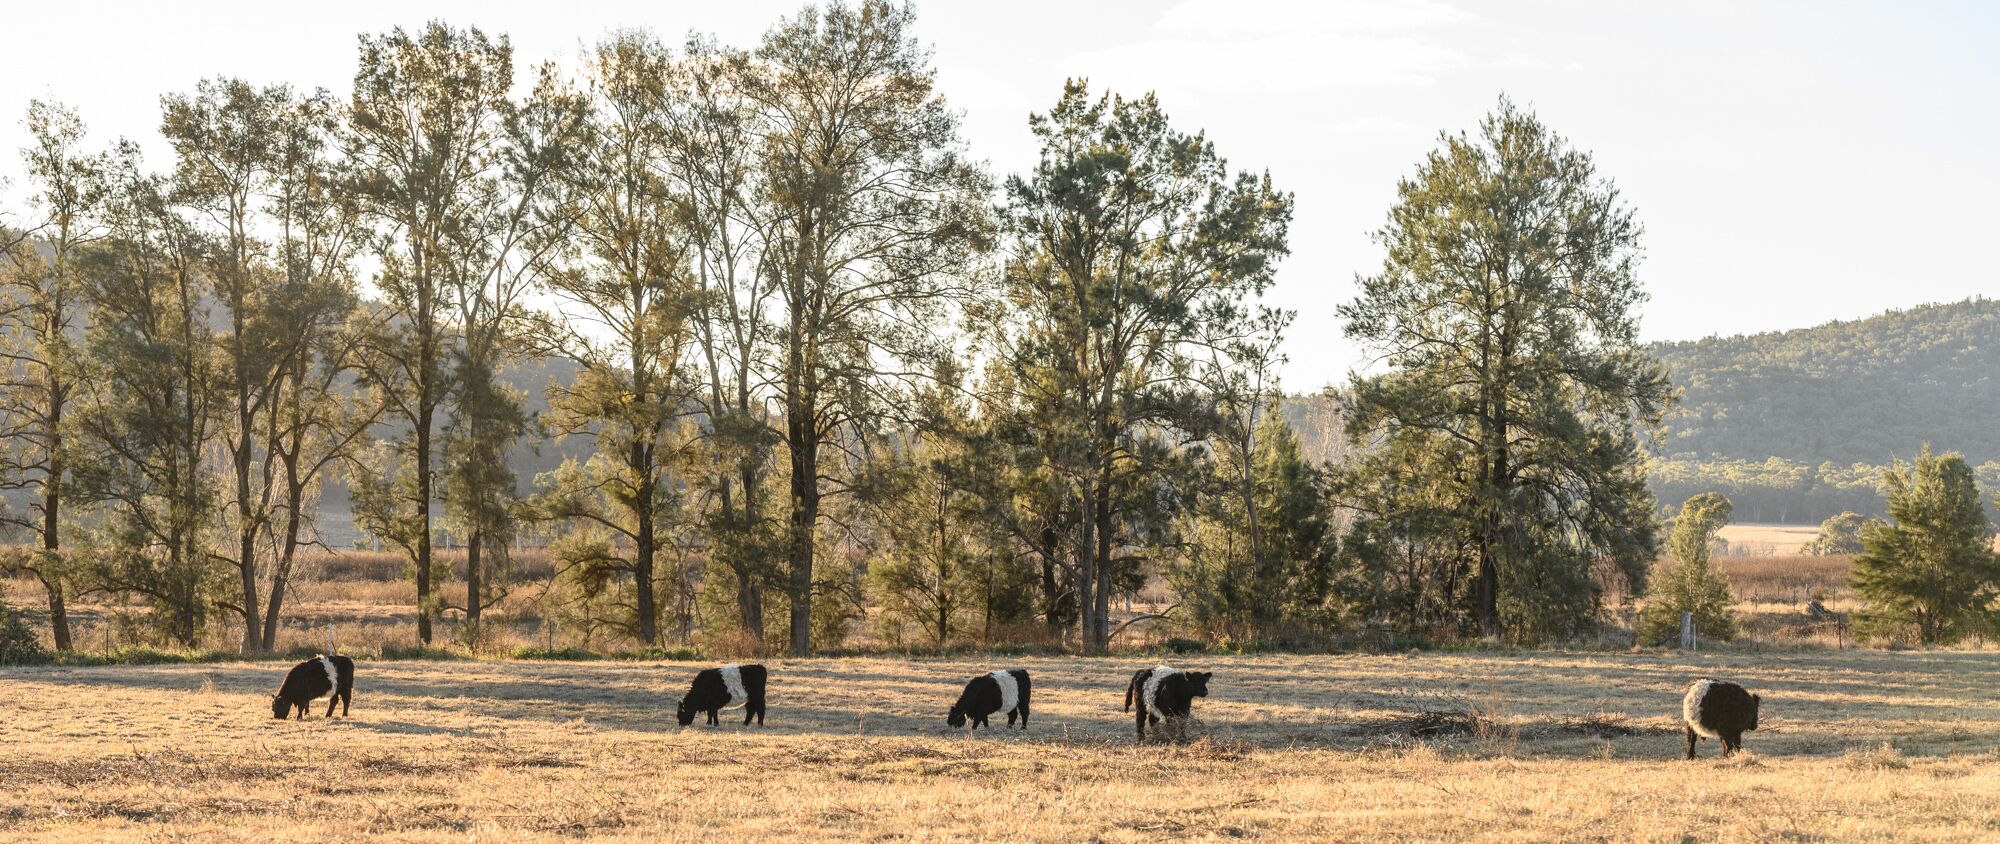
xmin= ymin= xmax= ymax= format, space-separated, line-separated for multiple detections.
xmin=1682 ymin=678 xmax=1760 ymax=759
xmin=1124 ymin=666 xmax=1212 ymax=740
xmin=271 ymin=654 xmax=354 ymax=720
xmin=947 ymin=669 xmax=1032 ymax=731
xmin=676 ymin=663 xmax=768 ymax=727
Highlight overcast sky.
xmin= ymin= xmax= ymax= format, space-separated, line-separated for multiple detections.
xmin=2 ymin=1 xmax=1994 ymax=389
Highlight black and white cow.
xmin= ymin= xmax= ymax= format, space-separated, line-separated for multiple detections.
xmin=947 ymin=669 xmax=1032 ymax=731
xmin=271 ymin=654 xmax=354 ymax=720
xmin=676 ymin=663 xmax=768 ymax=727
xmin=1123 ymin=665 xmax=1212 ymax=740
xmin=1682 ymin=677 xmax=1760 ymax=759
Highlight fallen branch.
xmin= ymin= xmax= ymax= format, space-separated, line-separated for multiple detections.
xmin=1108 ymin=603 xmax=1181 ymax=642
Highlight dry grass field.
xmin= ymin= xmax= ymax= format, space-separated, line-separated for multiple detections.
xmin=1716 ymin=523 xmax=1823 ymax=557
xmin=4 ymin=650 xmax=1998 ymax=842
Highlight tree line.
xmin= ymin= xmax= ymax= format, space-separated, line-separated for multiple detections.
xmin=1649 ymin=455 xmax=2000 ymax=525
xmin=1 ymin=2 xmax=1697 ymax=656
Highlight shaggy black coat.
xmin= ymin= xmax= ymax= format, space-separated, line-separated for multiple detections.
xmin=271 ymin=655 xmax=354 ymax=720
xmin=1124 ymin=667 xmax=1212 ymax=739
xmin=947 ymin=669 xmax=1032 ymax=730
xmin=676 ymin=663 xmax=767 ymax=726
xmin=1683 ymin=678 xmax=1761 ymax=759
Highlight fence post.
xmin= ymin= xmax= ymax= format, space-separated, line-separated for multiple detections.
xmin=1680 ymin=611 xmax=1697 ymax=651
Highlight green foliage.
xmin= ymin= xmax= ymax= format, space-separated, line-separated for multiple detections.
xmin=1803 ymin=512 xmax=1869 ymax=556
xmin=987 ymin=78 xmax=1292 ymax=651
xmin=1169 ymin=412 xmax=1336 ymax=643
xmin=1654 ymin=298 xmax=2000 ymax=468
xmin=1638 ymin=493 xmax=1738 ymax=645
xmin=0 ymin=583 xmax=49 ymax=665
xmin=1338 ymin=97 xmax=1670 ymax=642
xmin=1851 ymin=447 xmax=2000 ymax=645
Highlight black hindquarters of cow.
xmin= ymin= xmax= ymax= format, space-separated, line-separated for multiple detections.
xmin=948 ymin=669 xmax=1031 ymax=731
xmin=270 ymin=655 xmax=355 ymax=720
xmin=676 ymin=663 xmax=768 ymax=727
xmin=1682 ymin=678 xmax=1761 ymax=759
xmin=1124 ymin=667 xmax=1213 ymax=740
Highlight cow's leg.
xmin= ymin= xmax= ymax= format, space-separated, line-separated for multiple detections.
xmin=755 ymin=700 xmax=766 ymax=726
xmin=1685 ymin=726 xmax=1698 ymax=760
xmin=342 ymin=690 xmax=352 ymax=717
xmin=1136 ymin=706 xmax=1148 ymax=739
xmin=1007 ymin=708 xmax=1018 ymax=728
xmin=1020 ymin=700 xmax=1028 ymax=730
xmin=1722 ymin=731 xmax=1740 ymax=757
xmin=325 ymin=694 xmax=337 ymax=718
xmin=708 ymin=708 xmax=719 ymax=726
xmin=743 ymin=705 xmax=755 ymax=726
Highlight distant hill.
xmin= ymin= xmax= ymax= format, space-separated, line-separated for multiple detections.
xmin=1651 ymin=297 xmax=2000 ymax=466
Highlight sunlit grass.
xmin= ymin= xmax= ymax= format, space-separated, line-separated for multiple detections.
xmin=3 ymin=650 xmax=1997 ymax=840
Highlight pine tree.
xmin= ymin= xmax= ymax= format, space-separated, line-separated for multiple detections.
xmin=1851 ymin=447 xmax=2000 ymax=645
xmin=1340 ymin=97 xmax=1671 ymax=642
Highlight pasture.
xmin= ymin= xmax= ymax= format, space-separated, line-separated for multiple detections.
xmin=3 ymin=650 xmax=1998 ymax=841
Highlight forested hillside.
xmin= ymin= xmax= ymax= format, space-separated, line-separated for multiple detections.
xmin=1647 ymin=298 xmax=2000 ymax=522
xmin=1652 ymin=298 xmax=2000 ymax=465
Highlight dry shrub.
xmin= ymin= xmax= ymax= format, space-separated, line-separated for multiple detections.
xmin=1357 ymin=708 xmax=1486 ymax=739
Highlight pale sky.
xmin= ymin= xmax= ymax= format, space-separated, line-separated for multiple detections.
xmin=2 ymin=1 xmax=1995 ymax=390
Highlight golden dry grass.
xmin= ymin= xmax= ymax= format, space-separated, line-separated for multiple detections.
xmin=3 ymin=650 xmax=1998 ymax=841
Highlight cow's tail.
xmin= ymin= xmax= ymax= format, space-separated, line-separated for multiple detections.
xmin=1124 ymin=674 xmax=1138 ymax=712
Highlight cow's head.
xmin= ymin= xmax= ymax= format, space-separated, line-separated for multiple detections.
xmin=270 ymin=695 xmax=289 ymax=719
xmin=1746 ymin=693 xmax=1760 ymax=731
xmin=675 ymin=698 xmax=697 ymax=726
xmin=946 ymin=704 xmax=968 ymax=728
xmin=1186 ymin=671 xmax=1213 ymax=698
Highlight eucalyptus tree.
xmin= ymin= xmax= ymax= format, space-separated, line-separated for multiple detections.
xmin=992 ymin=80 xmax=1292 ymax=651
xmin=533 ymin=31 xmax=704 ymax=646
xmin=0 ymin=100 xmax=107 ymax=650
xmin=668 ymin=35 xmax=781 ymax=643
xmin=440 ymin=64 xmax=585 ymax=635
xmin=1339 ymin=98 xmax=1672 ymax=641
xmin=344 ymin=22 xmax=514 ymax=644
xmin=258 ymin=89 xmax=371 ymax=651
xmin=159 ymin=78 xmax=343 ymax=652
xmin=744 ymin=0 xmax=994 ymax=654
xmin=71 ymin=150 xmax=225 ymax=647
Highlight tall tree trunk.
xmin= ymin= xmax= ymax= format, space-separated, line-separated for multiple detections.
xmin=40 ymin=453 xmax=71 ymax=651
xmin=415 ymin=411 xmax=434 ymax=645
xmin=236 ymin=430 xmax=261 ymax=653
xmin=263 ymin=486 xmax=303 ymax=651
xmin=1075 ymin=478 xmax=1098 ymax=653
xmin=634 ymin=459 xmax=658 ymax=646
xmin=465 ymin=525 xmax=482 ymax=632
xmin=238 ymin=528 xmax=261 ymax=653
xmin=1093 ymin=477 xmax=1114 ymax=650
xmin=786 ymin=423 xmax=818 ymax=656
